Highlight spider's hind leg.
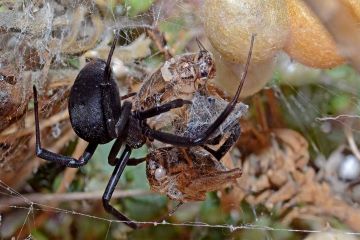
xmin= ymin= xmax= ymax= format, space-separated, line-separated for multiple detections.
xmin=103 ymin=145 xmax=139 ymax=229
xmin=33 ymin=86 xmax=98 ymax=168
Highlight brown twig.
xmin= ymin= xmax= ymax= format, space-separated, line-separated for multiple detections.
xmin=146 ymin=28 xmax=173 ymax=60
xmin=316 ymin=114 xmax=360 ymax=122
xmin=0 ymin=110 xmax=69 ymax=141
xmin=264 ymin=89 xmax=283 ymax=128
xmin=253 ymin=95 xmax=269 ymax=132
xmin=0 ymin=189 xmax=152 ymax=210
xmin=344 ymin=125 xmax=360 ymax=161
xmin=57 ymin=139 xmax=87 ymax=193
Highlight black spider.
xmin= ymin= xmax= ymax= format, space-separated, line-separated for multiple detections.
xmin=33 ymin=33 xmax=254 ymax=229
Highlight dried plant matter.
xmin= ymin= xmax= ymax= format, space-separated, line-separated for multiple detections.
xmin=224 ymin=127 xmax=360 ymax=232
xmin=285 ymin=0 xmax=345 ymax=68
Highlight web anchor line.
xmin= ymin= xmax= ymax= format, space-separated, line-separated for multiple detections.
xmin=1 ymin=178 xmax=360 ymax=237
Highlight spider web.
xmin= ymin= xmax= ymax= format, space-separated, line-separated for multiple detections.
xmin=1 ymin=180 xmax=360 ymax=239
xmin=1 ymin=0 xmax=360 ymax=239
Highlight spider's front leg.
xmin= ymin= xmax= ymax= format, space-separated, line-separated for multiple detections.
xmin=136 ymin=98 xmax=192 ymax=120
xmin=33 ymin=86 xmax=98 ymax=168
xmin=142 ymin=34 xmax=255 ymax=148
xmin=100 ymin=33 xmax=134 ymax=139
xmin=203 ymin=123 xmax=241 ymax=160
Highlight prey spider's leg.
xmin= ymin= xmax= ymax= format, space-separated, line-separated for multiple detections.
xmin=203 ymin=124 xmax=241 ymax=160
xmin=139 ymin=202 xmax=184 ymax=229
xmin=121 ymin=92 xmax=137 ymax=100
xmin=196 ymin=38 xmax=208 ymax=52
xmin=143 ymin=34 xmax=255 ymax=147
xmin=136 ymin=99 xmax=192 ymax=120
xmin=103 ymin=145 xmax=138 ymax=229
xmin=154 ymin=202 xmax=183 ymax=224
xmin=168 ymin=202 xmax=183 ymax=216
xmin=33 ymin=86 xmax=98 ymax=167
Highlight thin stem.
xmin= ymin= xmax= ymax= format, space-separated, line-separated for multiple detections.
xmin=0 ymin=190 xmax=152 ymax=210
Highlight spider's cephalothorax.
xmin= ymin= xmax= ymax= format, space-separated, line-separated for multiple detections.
xmin=33 ymin=33 xmax=255 ymax=229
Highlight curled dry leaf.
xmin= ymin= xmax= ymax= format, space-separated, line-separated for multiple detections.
xmin=220 ymin=128 xmax=307 ymax=211
xmin=284 ymin=0 xmax=346 ymax=68
xmin=0 ymin=77 xmax=32 ymax=132
xmin=342 ymin=0 xmax=360 ymax=20
xmin=303 ymin=0 xmax=360 ymax=73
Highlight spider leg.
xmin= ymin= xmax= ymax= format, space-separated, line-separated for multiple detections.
xmin=114 ymin=101 xmax=132 ymax=136
xmin=136 ymin=99 xmax=192 ymax=120
xmin=142 ymin=125 xmax=206 ymax=146
xmin=203 ymin=123 xmax=241 ymax=160
xmin=127 ymin=157 xmax=146 ymax=166
xmin=108 ymin=137 xmax=146 ymax=166
xmin=203 ymin=134 xmax=223 ymax=145
xmin=143 ymin=35 xmax=255 ymax=147
xmin=100 ymin=33 xmax=133 ymax=139
xmin=108 ymin=137 xmax=124 ymax=166
xmin=33 ymin=86 xmax=97 ymax=167
xmin=101 ymin=34 xmax=119 ymax=138
xmin=103 ymin=145 xmax=138 ymax=229
xmin=105 ymin=100 xmax=132 ymax=139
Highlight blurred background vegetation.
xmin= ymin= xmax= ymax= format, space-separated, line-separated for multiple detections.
xmin=1 ymin=0 xmax=360 ymax=239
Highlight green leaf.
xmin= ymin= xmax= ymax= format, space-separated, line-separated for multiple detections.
xmin=30 ymin=230 xmax=49 ymax=240
xmin=330 ymin=94 xmax=350 ymax=112
xmin=124 ymin=0 xmax=154 ymax=16
xmin=67 ymin=57 xmax=80 ymax=69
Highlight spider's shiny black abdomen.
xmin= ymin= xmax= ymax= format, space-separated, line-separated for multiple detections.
xmin=69 ymin=59 xmax=121 ymax=144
